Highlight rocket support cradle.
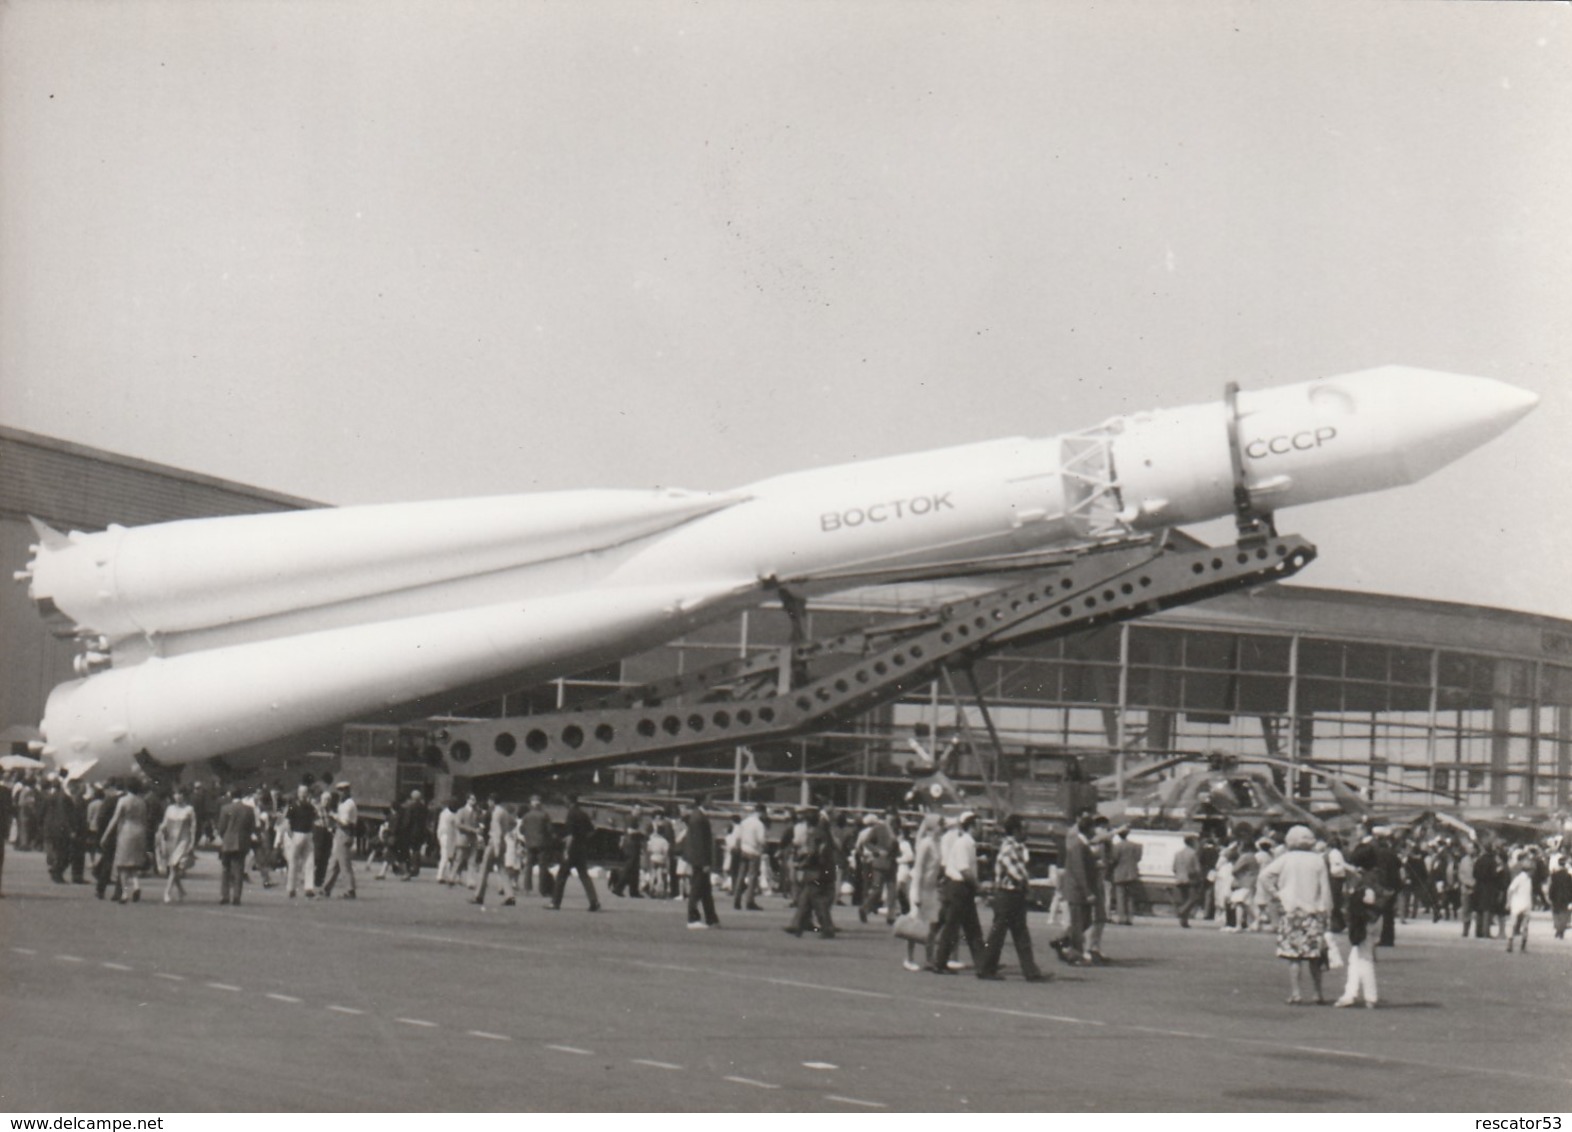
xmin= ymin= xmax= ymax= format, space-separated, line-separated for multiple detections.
xmin=433 ymin=532 xmax=1318 ymax=780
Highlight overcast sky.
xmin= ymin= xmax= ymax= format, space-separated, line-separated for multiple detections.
xmin=2 ymin=1 xmax=1568 ymax=617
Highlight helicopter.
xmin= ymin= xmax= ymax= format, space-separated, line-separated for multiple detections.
xmin=1097 ymin=751 xmax=1352 ymax=842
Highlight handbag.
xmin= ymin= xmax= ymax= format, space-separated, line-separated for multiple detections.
xmin=891 ymin=912 xmax=929 ymax=943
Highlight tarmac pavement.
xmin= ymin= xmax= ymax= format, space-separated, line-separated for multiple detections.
xmin=1 ymin=849 xmax=1568 ymax=1113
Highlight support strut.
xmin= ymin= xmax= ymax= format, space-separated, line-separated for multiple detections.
xmin=437 ymin=533 xmax=1317 ymax=779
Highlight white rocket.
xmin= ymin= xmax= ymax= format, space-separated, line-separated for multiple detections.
xmin=20 ymin=365 xmax=1537 ymax=780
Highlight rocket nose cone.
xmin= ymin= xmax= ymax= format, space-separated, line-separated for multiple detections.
xmin=1369 ymin=367 xmax=1540 ymax=481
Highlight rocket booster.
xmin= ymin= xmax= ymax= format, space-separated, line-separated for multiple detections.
xmin=24 ymin=365 xmax=1537 ymax=778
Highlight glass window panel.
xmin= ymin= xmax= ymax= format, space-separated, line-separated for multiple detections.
xmin=1183 ymin=631 xmax=1238 ymax=671
xmin=1298 ymin=678 xmax=1342 ymax=713
xmin=1237 ymin=674 xmax=1290 ymax=714
xmin=1062 ymin=626 xmax=1122 ymax=663
xmin=995 ymin=660 xmax=1062 ymax=703
xmin=1344 ymin=643 xmax=1388 ymax=682
xmin=1181 ymin=670 xmax=1235 ymax=713
xmin=1299 ymin=638 xmax=1343 ymax=678
xmin=1502 ymin=660 xmax=1532 ymax=702
xmin=1064 ymin=661 xmax=1120 ymax=706
xmin=1539 ymin=665 xmax=1572 ymax=706
xmin=1240 ymin=635 xmax=1291 ymax=673
xmin=1127 ymin=666 xmax=1181 ymax=710
xmin=1438 ymin=652 xmax=1473 ymax=690
xmin=1343 ymin=680 xmax=1389 ymax=713
xmin=1384 ymin=684 xmax=1429 ymax=713
xmin=1437 ymin=685 xmax=1489 ymax=712
xmin=1126 ymin=625 xmax=1180 ymax=666
xmin=1389 ymin=647 xmax=1433 ymax=686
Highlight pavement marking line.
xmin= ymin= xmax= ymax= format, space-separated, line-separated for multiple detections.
xmin=101 ymin=962 xmax=133 ymax=971
xmin=152 ymin=973 xmax=185 ymax=982
xmin=204 ymin=908 xmax=563 ymax=958
xmin=205 ymin=982 xmax=243 ymax=992
xmin=55 ymin=955 xmax=85 ymax=963
xmin=630 ymin=1059 xmax=684 ymax=1071
xmin=825 ymin=1095 xmax=886 ymax=1109
xmin=1128 ymin=1025 xmax=1210 ymax=1039
xmin=266 ymin=993 xmax=302 ymax=1004
xmin=396 ymin=1018 xmax=438 ymax=1028
xmin=723 ymin=1076 xmax=781 ymax=1090
xmin=11 ymin=947 xmax=37 ymax=956
xmin=545 ymin=1044 xmax=594 ymax=1056
xmin=748 ymin=976 xmax=893 ymax=1000
xmin=619 ymin=959 xmax=701 ymax=974
xmin=1292 ymin=1045 xmax=1380 ymax=1060
xmin=803 ymin=1061 xmax=839 ymax=1070
xmin=467 ymin=1031 xmax=512 ymax=1042
xmin=906 ymin=996 xmax=1107 ymax=1027
xmin=327 ymin=1005 xmax=366 ymax=1015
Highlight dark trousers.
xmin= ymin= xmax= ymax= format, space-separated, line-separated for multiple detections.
xmin=861 ymin=865 xmax=898 ymax=922
xmin=93 ymin=843 xmax=118 ymax=899
xmin=220 ymin=850 xmax=247 ymax=904
xmin=687 ymin=867 xmax=719 ymax=925
xmin=552 ymin=856 xmax=599 ymax=908
xmin=1174 ymin=882 xmax=1202 ymax=925
xmin=521 ymin=846 xmax=552 ymax=894
xmin=979 ymin=889 xmax=1043 ymax=978
xmin=312 ymin=828 xmax=333 ymax=889
xmin=610 ymin=855 xmax=642 ymax=897
xmin=733 ymin=855 xmax=762 ymax=908
xmin=788 ymin=880 xmax=835 ymax=936
xmin=46 ymin=835 xmax=71 ymax=881
xmin=1472 ymin=893 xmax=1494 ymax=939
xmin=932 ymin=877 xmax=985 ymax=969
xmin=398 ymin=841 xmax=422 ymax=878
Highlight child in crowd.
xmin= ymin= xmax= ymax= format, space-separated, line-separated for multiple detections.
xmin=1335 ymin=866 xmax=1382 ymax=1009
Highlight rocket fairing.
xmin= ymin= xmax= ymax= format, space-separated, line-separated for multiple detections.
xmin=23 ymin=364 xmax=1537 ymax=779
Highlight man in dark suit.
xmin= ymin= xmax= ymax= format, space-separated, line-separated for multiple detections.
xmin=682 ymin=797 xmax=720 ymax=929
xmin=549 ymin=795 xmax=601 ymax=911
xmin=91 ymin=782 xmax=121 ymax=899
xmin=217 ymin=788 xmax=257 ymax=905
xmin=66 ymin=780 xmax=89 ymax=884
xmin=40 ymin=778 xmax=74 ymax=884
xmin=784 ymin=807 xmax=836 ymax=938
xmin=394 ymin=789 xmax=429 ymax=880
xmin=1110 ymin=825 xmax=1144 ymax=925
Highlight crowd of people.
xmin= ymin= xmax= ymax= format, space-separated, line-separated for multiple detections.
xmin=1163 ymin=820 xmax=1572 ymax=1006
xmin=4 ymin=767 xmax=1568 ymax=1006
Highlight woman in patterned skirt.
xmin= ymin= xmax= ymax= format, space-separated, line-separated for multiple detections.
xmin=1258 ymin=824 xmax=1332 ymax=1005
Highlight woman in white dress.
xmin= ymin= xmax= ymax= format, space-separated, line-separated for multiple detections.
xmin=157 ymin=786 xmax=196 ymax=903
xmin=904 ymin=814 xmax=944 ymax=971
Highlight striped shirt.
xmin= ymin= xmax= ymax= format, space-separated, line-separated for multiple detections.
xmin=995 ymin=834 xmax=1029 ymax=892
